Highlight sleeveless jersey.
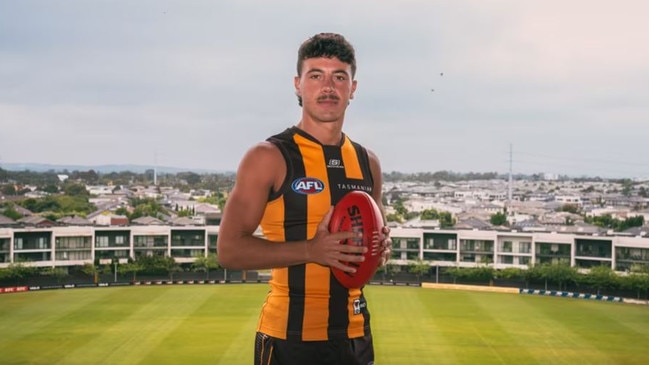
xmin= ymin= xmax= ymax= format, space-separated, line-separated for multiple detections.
xmin=256 ymin=126 xmax=375 ymax=341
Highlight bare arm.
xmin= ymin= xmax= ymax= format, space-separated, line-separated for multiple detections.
xmin=368 ymin=148 xmax=392 ymax=266
xmin=217 ymin=142 xmax=365 ymax=271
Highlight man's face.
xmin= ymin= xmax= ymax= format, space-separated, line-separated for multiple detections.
xmin=294 ymin=57 xmax=357 ymax=124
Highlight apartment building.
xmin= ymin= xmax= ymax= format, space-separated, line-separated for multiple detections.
xmin=1 ymin=223 xmax=649 ymax=272
xmin=0 ymin=225 xmax=219 ymax=268
xmin=388 ymin=227 xmax=649 ymax=271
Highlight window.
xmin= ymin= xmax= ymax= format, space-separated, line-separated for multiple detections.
xmin=96 ymin=236 xmax=109 ymax=248
xmin=115 ymin=236 xmax=125 ymax=245
xmin=502 ymin=241 xmax=513 ymax=253
xmin=15 ymin=238 xmax=23 ymax=250
xmin=519 ymin=242 xmax=531 ymax=254
xmin=406 ymin=238 xmax=419 ymax=250
xmin=500 ymin=256 xmax=513 ymax=264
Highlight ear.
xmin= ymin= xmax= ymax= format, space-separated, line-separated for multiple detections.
xmin=294 ymin=75 xmax=301 ymax=98
xmin=350 ymin=79 xmax=357 ymax=99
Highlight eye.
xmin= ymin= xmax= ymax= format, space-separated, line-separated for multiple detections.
xmin=336 ymin=75 xmax=347 ymax=81
xmin=309 ymin=74 xmax=321 ymax=80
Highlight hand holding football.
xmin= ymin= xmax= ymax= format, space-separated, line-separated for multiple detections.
xmin=328 ymin=190 xmax=384 ymax=288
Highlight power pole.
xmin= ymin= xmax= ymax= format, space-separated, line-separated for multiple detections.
xmin=508 ymin=144 xmax=513 ymax=212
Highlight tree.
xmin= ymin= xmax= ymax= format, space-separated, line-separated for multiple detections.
xmin=81 ymin=263 xmax=100 ymax=283
xmin=469 ymin=266 xmax=495 ymax=284
xmin=438 ymin=212 xmax=455 ymax=228
xmin=375 ymin=262 xmax=399 ymax=282
xmin=558 ymin=204 xmax=579 ymax=214
xmin=581 ymin=185 xmax=595 ymax=193
xmin=178 ymin=172 xmax=202 ymax=185
xmin=63 ymin=183 xmax=89 ymax=197
xmin=4 ymin=263 xmax=37 ymax=285
xmin=1 ymin=184 xmax=16 ymax=196
xmin=1 ymin=204 xmax=22 ymax=220
xmin=543 ymin=261 xmax=578 ymax=291
xmin=162 ymin=256 xmax=182 ymax=281
xmin=115 ymin=207 xmax=128 ymax=216
xmin=617 ymin=216 xmax=644 ymax=231
xmin=392 ymin=199 xmax=408 ymax=216
xmin=192 ymin=253 xmax=220 ymax=280
xmin=444 ymin=266 xmax=464 ymax=284
xmin=42 ymin=267 xmax=69 ymax=284
xmin=444 ymin=266 xmax=495 ymax=284
xmin=177 ymin=209 xmax=191 ymax=217
xmin=385 ymin=213 xmax=402 ymax=223
xmin=497 ymin=267 xmax=526 ymax=283
xmin=622 ymin=271 xmax=649 ymax=300
xmin=407 ymin=260 xmax=430 ymax=282
xmin=420 ymin=209 xmax=439 ymax=220
xmin=584 ymin=265 xmax=618 ymax=295
xmin=639 ymin=186 xmax=648 ymax=198
xmin=490 ymin=212 xmax=507 ymax=226
xmin=524 ymin=263 xmax=544 ymax=289
xmin=128 ymin=197 xmax=167 ymax=220
xmin=121 ymin=261 xmax=144 ymax=282
xmin=40 ymin=184 xmax=59 ymax=194
xmin=621 ymin=179 xmax=633 ymax=197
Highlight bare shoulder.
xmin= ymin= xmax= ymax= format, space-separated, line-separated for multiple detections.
xmin=365 ymin=148 xmax=380 ymax=165
xmin=239 ymin=141 xmax=282 ymax=171
xmin=236 ymin=141 xmax=285 ymax=190
xmin=242 ymin=141 xmax=282 ymax=162
xmin=365 ymin=148 xmax=382 ymax=177
xmin=364 ymin=147 xmax=383 ymax=202
xmin=221 ymin=140 xmax=285 ymax=231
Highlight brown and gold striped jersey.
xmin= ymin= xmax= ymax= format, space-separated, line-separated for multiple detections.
xmin=256 ymin=127 xmax=375 ymax=341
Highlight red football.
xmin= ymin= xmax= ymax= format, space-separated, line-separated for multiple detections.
xmin=328 ymin=190 xmax=384 ymax=288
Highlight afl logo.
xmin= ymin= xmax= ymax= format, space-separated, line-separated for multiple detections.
xmin=291 ymin=177 xmax=325 ymax=194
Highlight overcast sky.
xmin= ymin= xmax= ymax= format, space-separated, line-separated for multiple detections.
xmin=1 ymin=0 xmax=648 ymax=179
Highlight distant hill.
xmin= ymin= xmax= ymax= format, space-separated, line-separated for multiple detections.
xmin=0 ymin=163 xmax=232 ymax=175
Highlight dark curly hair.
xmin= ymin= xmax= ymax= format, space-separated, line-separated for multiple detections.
xmin=296 ymin=33 xmax=356 ymax=106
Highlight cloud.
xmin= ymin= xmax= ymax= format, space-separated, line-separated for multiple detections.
xmin=1 ymin=0 xmax=648 ymax=178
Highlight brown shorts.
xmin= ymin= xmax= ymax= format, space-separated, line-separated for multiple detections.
xmin=254 ymin=331 xmax=374 ymax=365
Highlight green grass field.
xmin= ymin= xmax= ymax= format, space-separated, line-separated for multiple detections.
xmin=1 ymin=284 xmax=648 ymax=364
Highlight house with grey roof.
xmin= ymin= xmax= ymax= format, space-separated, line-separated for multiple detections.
xmin=455 ymin=216 xmax=493 ymax=230
xmin=17 ymin=215 xmax=54 ymax=227
xmin=170 ymin=217 xmax=202 ymax=226
xmin=10 ymin=204 xmax=33 ymax=217
xmin=57 ymin=216 xmax=92 ymax=226
xmin=0 ymin=214 xmax=16 ymax=226
xmin=131 ymin=216 xmax=164 ymax=225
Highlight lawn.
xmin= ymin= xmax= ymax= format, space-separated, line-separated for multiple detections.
xmin=1 ymin=284 xmax=648 ymax=364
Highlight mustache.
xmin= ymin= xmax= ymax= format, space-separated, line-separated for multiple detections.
xmin=317 ymin=94 xmax=340 ymax=101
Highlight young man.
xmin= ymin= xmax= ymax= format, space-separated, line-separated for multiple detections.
xmin=217 ymin=33 xmax=391 ymax=365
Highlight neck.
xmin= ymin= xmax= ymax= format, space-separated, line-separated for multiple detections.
xmin=296 ymin=119 xmax=343 ymax=145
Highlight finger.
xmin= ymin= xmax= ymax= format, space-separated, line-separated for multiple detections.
xmin=337 ymin=243 xmax=367 ymax=254
xmin=382 ymin=248 xmax=391 ymax=258
xmin=330 ymin=231 xmax=361 ymax=242
xmin=320 ymin=206 xmax=334 ymax=231
xmin=383 ymin=238 xmax=392 ymax=249
xmin=331 ymin=262 xmax=357 ymax=273
xmin=339 ymin=252 xmax=366 ymax=262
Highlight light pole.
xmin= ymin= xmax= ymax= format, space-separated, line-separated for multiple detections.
xmin=114 ymin=261 xmax=117 ymax=283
